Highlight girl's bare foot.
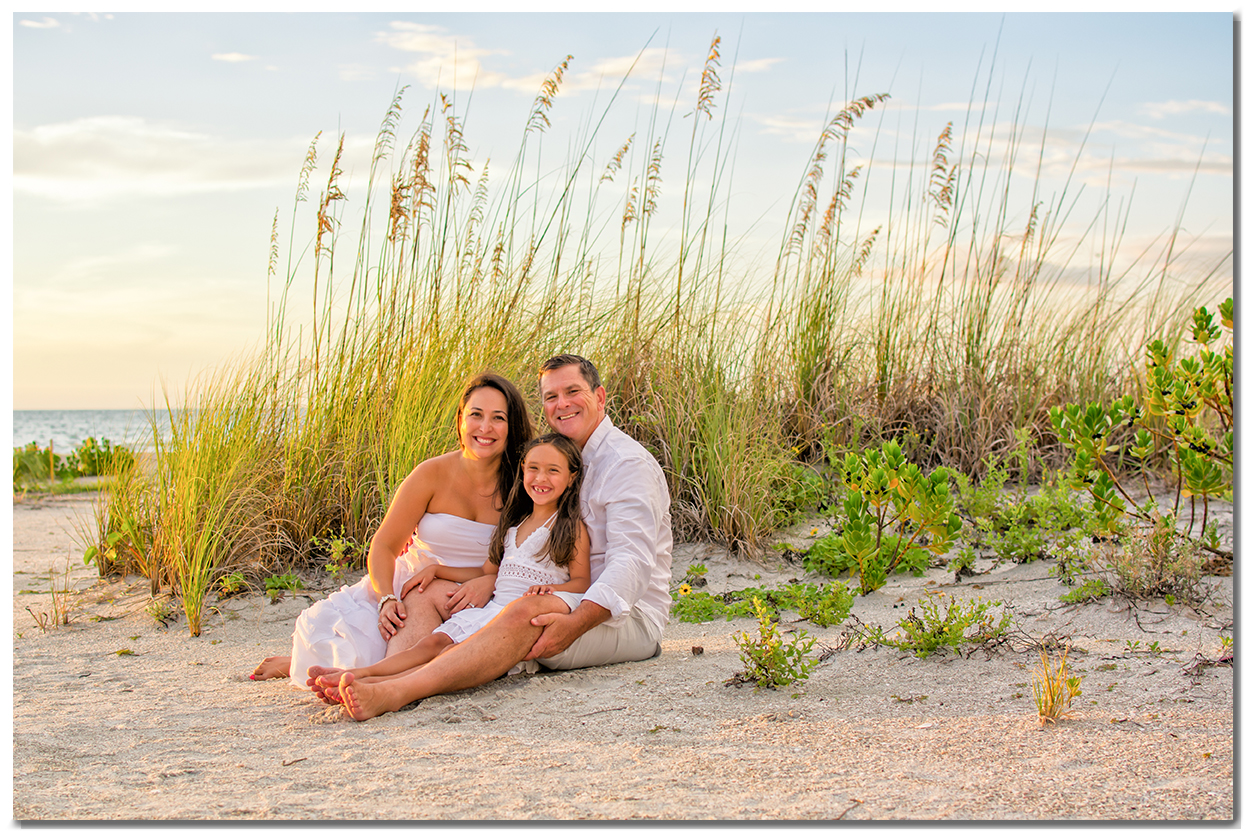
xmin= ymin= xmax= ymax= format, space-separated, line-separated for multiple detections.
xmin=250 ymin=656 xmax=291 ymax=680
xmin=306 ymin=665 xmax=345 ymax=690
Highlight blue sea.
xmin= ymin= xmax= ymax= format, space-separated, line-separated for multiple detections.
xmin=13 ymin=409 xmax=175 ymax=453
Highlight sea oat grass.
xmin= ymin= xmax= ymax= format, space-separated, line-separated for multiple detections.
xmin=94 ymin=39 xmax=1230 ymax=614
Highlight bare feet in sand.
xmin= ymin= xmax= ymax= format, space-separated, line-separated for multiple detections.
xmin=339 ymin=673 xmax=397 ymax=721
xmin=251 ymin=656 xmax=291 ymax=680
xmin=307 ymin=666 xmax=347 ymax=704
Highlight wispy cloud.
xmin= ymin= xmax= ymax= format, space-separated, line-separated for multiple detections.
xmin=19 ymin=16 xmax=60 ymax=29
xmin=736 ymin=57 xmax=784 ymax=74
xmin=338 ymin=63 xmax=376 ymax=82
xmin=378 ymin=21 xmax=508 ymax=90
xmin=212 ymin=52 xmax=257 ymax=63
xmin=13 ymin=117 xmax=317 ymax=202
xmin=45 ymin=243 xmax=179 ymax=290
xmin=1139 ymin=99 xmax=1230 ymax=120
xmin=750 ymin=113 xmax=824 ymax=145
xmin=379 ymin=21 xmax=674 ymax=97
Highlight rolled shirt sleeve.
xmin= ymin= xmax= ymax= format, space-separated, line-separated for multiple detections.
xmin=577 ymin=419 xmax=673 ymax=630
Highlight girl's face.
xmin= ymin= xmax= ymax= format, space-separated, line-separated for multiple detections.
xmin=459 ymin=387 xmax=509 ymax=461
xmin=520 ymin=443 xmax=574 ymax=508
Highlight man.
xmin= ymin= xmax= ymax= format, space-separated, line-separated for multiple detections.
xmin=337 ymin=354 xmax=673 ymax=719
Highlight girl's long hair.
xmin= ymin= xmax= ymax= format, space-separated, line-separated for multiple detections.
xmin=488 ymin=433 xmax=584 ymax=568
xmin=454 ymin=372 xmax=534 ymax=510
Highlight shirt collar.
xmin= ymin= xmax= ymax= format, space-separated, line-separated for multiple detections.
xmin=582 ymin=414 xmax=613 ymax=453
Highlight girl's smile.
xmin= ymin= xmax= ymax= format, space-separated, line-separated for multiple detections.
xmin=522 ymin=443 xmax=574 ymax=508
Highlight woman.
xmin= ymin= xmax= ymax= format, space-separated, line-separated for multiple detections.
xmin=250 ymin=372 xmax=534 ymax=688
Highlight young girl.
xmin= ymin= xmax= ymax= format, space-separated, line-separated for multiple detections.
xmin=307 ymin=433 xmax=590 ymax=699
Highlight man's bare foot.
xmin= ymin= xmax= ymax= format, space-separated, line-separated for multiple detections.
xmin=311 ymin=678 xmax=343 ymax=705
xmin=251 ymin=655 xmax=291 ymax=680
xmin=339 ymin=672 xmax=404 ymax=721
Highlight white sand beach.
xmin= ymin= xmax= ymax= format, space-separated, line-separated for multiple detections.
xmin=11 ymin=492 xmax=1234 ymax=820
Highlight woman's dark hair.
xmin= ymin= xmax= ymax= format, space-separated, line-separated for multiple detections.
xmin=455 ymin=372 xmax=534 ymax=510
xmin=488 ymin=433 xmax=584 ymax=569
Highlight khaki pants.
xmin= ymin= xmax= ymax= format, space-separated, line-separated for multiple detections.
xmin=537 ymin=606 xmax=663 ymax=670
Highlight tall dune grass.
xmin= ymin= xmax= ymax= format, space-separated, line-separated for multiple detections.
xmin=94 ymin=39 xmax=1230 ymax=633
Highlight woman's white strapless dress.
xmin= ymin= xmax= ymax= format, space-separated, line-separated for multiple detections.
xmin=287 ymin=512 xmax=494 ymax=688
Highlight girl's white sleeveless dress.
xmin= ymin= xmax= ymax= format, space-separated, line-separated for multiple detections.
xmin=287 ymin=512 xmax=494 ymax=688
xmin=434 ymin=517 xmax=582 ymax=644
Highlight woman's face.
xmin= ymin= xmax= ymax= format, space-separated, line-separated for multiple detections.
xmin=459 ymin=386 xmax=509 ymax=461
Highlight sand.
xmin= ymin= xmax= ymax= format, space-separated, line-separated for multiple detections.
xmin=10 ymin=492 xmax=1235 ymax=821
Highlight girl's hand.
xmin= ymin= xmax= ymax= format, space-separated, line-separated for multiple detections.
xmin=448 ymin=574 xmax=496 ymax=613
xmin=377 ymin=596 xmax=406 ymax=640
xmin=526 ymin=585 xmax=555 ymax=596
xmin=399 ymin=565 xmax=440 ymax=600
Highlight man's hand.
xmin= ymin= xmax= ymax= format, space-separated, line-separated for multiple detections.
xmin=447 ymin=575 xmax=496 ymax=612
xmin=524 ymin=610 xmax=584 ymax=660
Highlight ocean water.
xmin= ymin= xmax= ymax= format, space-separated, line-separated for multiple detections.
xmin=13 ymin=409 xmax=175 ymax=453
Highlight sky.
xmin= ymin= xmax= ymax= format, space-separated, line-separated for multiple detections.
xmin=7 ymin=9 xmax=1236 ymax=410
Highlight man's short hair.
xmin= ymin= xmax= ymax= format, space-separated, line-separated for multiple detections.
xmin=538 ymin=354 xmax=602 ymax=391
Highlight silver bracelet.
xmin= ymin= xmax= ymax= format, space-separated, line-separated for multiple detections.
xmin=377 ymin=593 xmax=398 ymax=614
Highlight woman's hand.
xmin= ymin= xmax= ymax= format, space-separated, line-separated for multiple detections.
xmin=448 ymin=574 xmax=496 ymax=613
xmin=525 ymin=585 xmax=555 ymax=596
xmin=377 ymin=596 xmax=407 ymax=641
xmin=398 ymin=564 xmax=441 ymax=600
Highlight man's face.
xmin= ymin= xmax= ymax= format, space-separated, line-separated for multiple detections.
xmin=540 ymin=364 xmax=606 ymax=449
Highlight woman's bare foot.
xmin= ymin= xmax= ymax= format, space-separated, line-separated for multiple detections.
xmin=251 ymin=656 xmax=291 ymax=680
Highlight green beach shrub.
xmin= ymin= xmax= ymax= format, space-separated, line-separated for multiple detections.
xmin=732 ymin=597 xmax=818 ymax=690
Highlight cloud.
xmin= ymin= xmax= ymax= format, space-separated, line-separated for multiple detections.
xmin=41 ymin=243 xmax=180 ymax=290
xmin=13 ymin=116 xmax=315 ymax=203
xmin=377 ymin=21 xmax=508 ymax=90
xmin=19 ymin=16 xmax=60 ymax=29
xmin=1089 ymin=119 xmax=1211 ymax=144
xmin=735 ymin=57 xmax=784 ymax=74
xmin=750 ymin=113 xmax=824 ymax=145
xmin=338 ymin=63 xmax=376 ymax=82
xmin=212 ymin=52 xmax=257 ymax=63
xmin=379 ymin=21 xmax=672 ymax=97
xmin=1139 ymin=100 xmax=1231 ymax=120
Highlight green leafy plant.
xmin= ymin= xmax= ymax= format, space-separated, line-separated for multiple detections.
xmin=73 ymin=437 xmax=136 ymax=477
xmin=313 ymin=530 xmax=364 ymax=583
xmin=865 ymin=592 xmax=1012 ymax=658
xmin=671 ymin=580 xmax=852 ymax=629
xmin=146 ymin=597 xmax=176 ymax=625
xmin=947 ymin=545 xmax=977 ymax=581
xmin=1050 ymin=298 xmax=1233 ymax=548
xmin=671 ymin=563 xmax=708 ymax=594
xmin=1032 ymin=647 xmax=1082 ymax=726
xmin=264 ymin=573 xmax=304 ymax=602
xmin=1060 ymin=578 xmax=1110 ymax=604
xmin=216 ymin=572 xmax=248 ymax=596
xmin=819 ymin=439 xmax=961 ymax=593
xmin=732 ymin=597 xmax=817 ymax=689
